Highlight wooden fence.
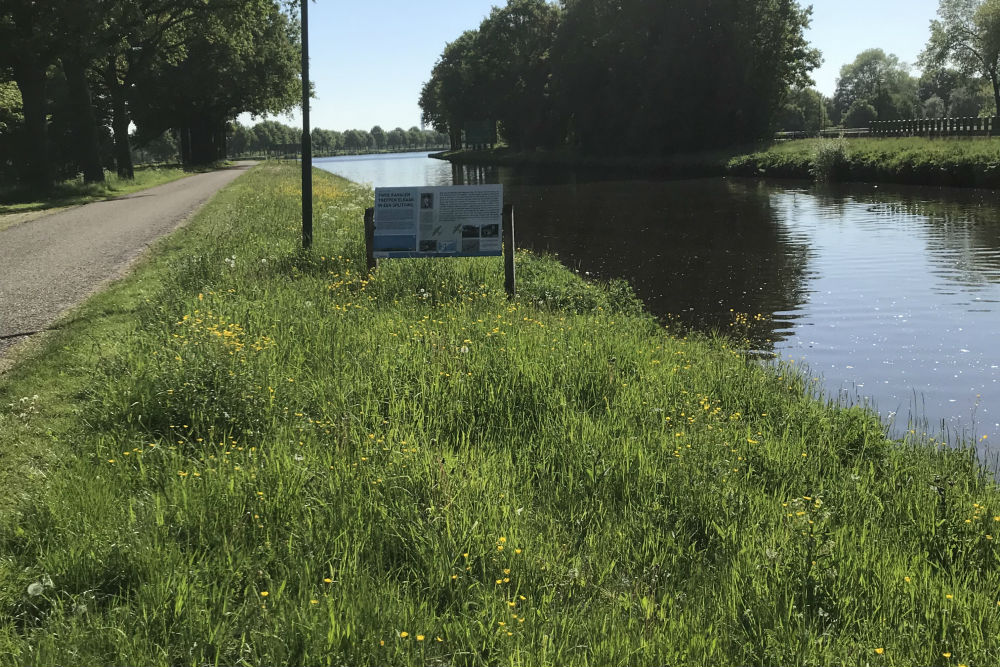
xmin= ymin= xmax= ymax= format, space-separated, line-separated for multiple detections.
xmin=776 ymin=116 xmax=1000 ymax=141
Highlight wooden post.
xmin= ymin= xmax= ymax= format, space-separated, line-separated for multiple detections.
xmin=364 ymin=207 xmax=377 ymax=272
xmin=502 ymin=204 xmax=516 ymax=300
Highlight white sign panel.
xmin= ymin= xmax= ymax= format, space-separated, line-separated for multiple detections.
xmin=373 ymin=185 xmax=503 ymax=258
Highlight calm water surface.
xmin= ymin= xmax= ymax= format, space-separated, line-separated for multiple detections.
xmin=317 ymin=153 xmax=1000 ymax=459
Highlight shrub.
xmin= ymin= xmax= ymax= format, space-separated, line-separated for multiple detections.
xmin=810 ymin=138 xmax=850 ymax=182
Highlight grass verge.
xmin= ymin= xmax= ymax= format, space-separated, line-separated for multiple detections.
xmin=727 ymin=137 xmax=1000 ymax=187
xmin=0 ymin=165 xmax=199 ymax=219
xmin=439 ymin=137 xmax=1000 ymax=188
xmin=1 ymin=164 xmax=999 ymax=666
xmin=432 ymin=147 xmax=736 ymax=179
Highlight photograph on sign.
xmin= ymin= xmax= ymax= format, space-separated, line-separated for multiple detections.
xmin=373 ymin=185 xmax=503 ymax=259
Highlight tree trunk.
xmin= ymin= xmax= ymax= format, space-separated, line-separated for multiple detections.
xmin=991 ymin=68 xmax=1000 ymax=122
xmin=180 ymin=127 xmax=192 ymax=166
xmin=216 ymin=122 xmax=228 ymax=161
xmin=188 ymin=115 xmax=221 ymax=165
xmin=13 ymin=59 xmax=51 ymax=191
xmin=106 ymin=60 xmax=134 ymax=179
xmin=61 ymin=56 xmax=105 ymax=184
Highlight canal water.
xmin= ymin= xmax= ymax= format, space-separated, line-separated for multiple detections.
xmin=317 ymin=152 xmax=1000 ymax=460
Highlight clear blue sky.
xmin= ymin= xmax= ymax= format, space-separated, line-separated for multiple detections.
xmin=259 ymin=0 xmax=943 ymax=132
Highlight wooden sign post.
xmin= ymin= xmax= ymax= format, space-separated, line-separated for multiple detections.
xmin=502 ymin=204 xmax=515 ymax=299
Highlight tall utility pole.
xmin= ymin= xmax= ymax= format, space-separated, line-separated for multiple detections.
xmin=301 ymin=0 xmax=313 ymax=249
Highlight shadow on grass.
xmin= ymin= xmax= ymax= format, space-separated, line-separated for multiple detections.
xmin=0 ymin=162 xmax=231 ymax=215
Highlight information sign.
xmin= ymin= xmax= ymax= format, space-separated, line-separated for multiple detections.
xmin=373 ymin=185 xmax=503 ymax=258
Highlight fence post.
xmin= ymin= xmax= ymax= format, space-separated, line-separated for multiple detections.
xmin=502 ymin=204 xmax=516 ymax=300
xmin=364 ymin=207 xmax=377 ymax=273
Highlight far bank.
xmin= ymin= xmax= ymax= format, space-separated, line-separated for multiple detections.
xmin=433 ymin=136 xmax=1000 ymax=189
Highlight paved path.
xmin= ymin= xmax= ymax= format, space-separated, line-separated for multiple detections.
xmin=0 ymin=162 xmax=256 ymax=361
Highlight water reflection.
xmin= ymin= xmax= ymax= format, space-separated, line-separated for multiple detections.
xmin=317 ymin=153 xmax=1000 ymax=458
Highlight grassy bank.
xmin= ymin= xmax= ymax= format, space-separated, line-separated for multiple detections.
xmin=438 ymin=137 xmax=1000 ymax=188
xmin=3 ymin=164 xmax=1000 ymax=665
xmin=0 ymin=165 xmax=201 ymax=221
xmin=432 ymin=147 xmax=734 ymax=178
xmin=727 ymin=137 xmax=1000 ymax=188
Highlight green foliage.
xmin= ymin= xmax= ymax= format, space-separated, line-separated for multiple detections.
xmin=228 ymin=121 xmax=448 ymax=158
xmin=778 ymin=86 xmax=830 ymax=133
xmin=551 ymin=0 xmax=820 ymax=154
xmin=130 ymin=0 xmax=301 ymax=165
xmin=420 ymin=0 xmax=820 ymax=155
xmin=948 ymin=85 xmax=986 ymax=116
xmin=0 ymin=81 xmax=21 ymax=132
xmin=420 ymin=30 xmax=486 ymax=150
xmin=844 ymin=100 xmax=878 ymax=128
xmin=924 ymin=95 xmax=948 ymax=118
xmin=3 ymin=164 xmax=1000 ymax=664
xmin=727 ymin=137 xmax=1000 ymax=187
xmin=923 ymin=0 xmax=1000 ymax=115
xmin=0 ymin=0 xmax=302 ymax=187
xmin=833 ymin=49 xmax=920 ymax=122
xmin=810 ymin=138 xmax=851 ymax=181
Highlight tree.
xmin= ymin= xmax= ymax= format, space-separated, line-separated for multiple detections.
xmin=779 ymin=86 xmax=830 ymax=133
xmin=419 ymin=30 xmax=484 ymax=150
xmin=548 ymin=0 xmax=820 ymax=154
xmin=102 ymin=0 xmax=217 ymax=178
xmin=407 ymin=126 xmax=424 ymax=150
xmin=51 ymin=0 xmax=118 ymax=183
xmin=229 ymin=123 xmax=255 ymax=155
xmin=922 ymin=0 xmax=1000 ymax=117
xmin=387 ymin=127 xmax=407 ymax=150
xmin=0 ymin=79 xmax=22 ymax=181
xmin=844 ymin=100 xmax=878 ymax=127
xmin=948 ymin=85 xmax=984 ymax=114
xmin=0 ymin=1 xmax=60 ymax=189
xmin=918 ymin=66 xmax=966 ymax=105
xmin=473 ymin=0 xmax=562 ymax=150
xmin=131 ymin=0 xmax=301 ymax=166
xmin=833 ymin=49 xmax=919 ymax=122
xmin=370 ymin=125 xmax=386 ymax=150
xmin=924 ymin=95 xmax=947 ymax=117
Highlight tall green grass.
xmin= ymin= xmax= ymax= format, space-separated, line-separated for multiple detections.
xmin=1 ymin=164 xmax=999 ymax=666
xmin=727 ymin=137 xmax=1000 ymax=187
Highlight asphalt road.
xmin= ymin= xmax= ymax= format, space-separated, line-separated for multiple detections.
xmin=0 ymin=162 xmax=255 ymax=362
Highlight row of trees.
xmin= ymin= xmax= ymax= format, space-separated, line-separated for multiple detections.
xmin=782 ymin=0 xmax=1000 ymax=131
xmin=227 ymin=121 xmax=450 ymax=156
xmin=1 ymin=0 xmax=301 ymax=190
xmin=419 ymin=0 xmax=820 ymax=155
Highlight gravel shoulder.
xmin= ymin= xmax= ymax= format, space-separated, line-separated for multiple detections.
xmin=0 ymin=162 xmax=256 ymax=365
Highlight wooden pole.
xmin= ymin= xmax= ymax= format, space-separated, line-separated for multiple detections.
xmin=301 ymin=0 xmax=313 ymax=249
xmin=364 ymin=207 xmax=377 ymax=272
xmin=502 ymin=204 xmax=515 ymax=299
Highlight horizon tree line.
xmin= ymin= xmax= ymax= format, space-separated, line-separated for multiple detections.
xmin=227 ymin=121 xmax=450 ymax=157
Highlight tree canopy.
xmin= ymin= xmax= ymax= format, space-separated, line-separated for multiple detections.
xmin=419 ymin=0 xmax=820 ymax=155
xmin=922 ymin=0 xmax=1000 ymax=116
xmin=0 ymin=0 xmax=302 ymax=190
xmin=832 ymin=49 xmax=919 ymax=123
